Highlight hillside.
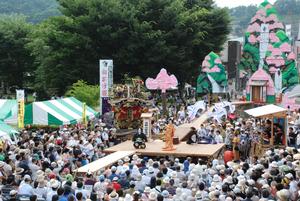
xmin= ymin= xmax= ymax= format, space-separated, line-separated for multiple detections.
xmin=0 ymin=0 xmax=60 ymax=23
xmin=230 ymin=0 xmax=300 ymax=38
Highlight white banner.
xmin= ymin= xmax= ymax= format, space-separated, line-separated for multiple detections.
xmin=99 ymin=60 xmax=110 ymax=98
xmin=16 ymin=90 xmax=25 ymax=101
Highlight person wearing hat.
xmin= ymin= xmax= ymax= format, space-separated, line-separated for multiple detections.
xmin=108 ymin=166 xmax=119 ymax=181
xmin=112 ymin=177 xmax=121 ymax=191
xmin=123 ymin=193 xmax=133 ymax=201
xmin=18 ymin=175 xmax=34 ymax=196
xmin=46 ymin=180 xmax=59 ymax=201
xmin=135 ymin=174 xmax=146 ymax=192
xmin=34 ymin=179 xmax=47 ymax=199
xmin=148 ymin=191 xmax=157 ymax=201
xmin=141 ymin=186 xmax=151 ymax=200
xmin=9 ymin=190 xmax=18 ymax=200
xmin=108 ymin=191 xmax=119 ymax=201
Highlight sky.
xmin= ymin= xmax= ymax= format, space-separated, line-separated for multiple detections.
xmin=214 ymin=0 xmax=276 ymax=8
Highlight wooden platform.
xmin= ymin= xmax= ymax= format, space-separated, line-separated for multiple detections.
xmin=104 ymin=140 xmax=224 ymax=158
xmin=75 ymin=151 xmax=135 ymax=173
xmin=175 ymin=107 xmax=213 ymax=141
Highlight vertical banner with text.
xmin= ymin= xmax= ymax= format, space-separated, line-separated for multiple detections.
xmin=82 ymin=102 xmax=87 ymax=126
xmin=16 ymin=90 xmax=25 ymax=129
xmin=100 ymin=60 xmax=113 ymax=115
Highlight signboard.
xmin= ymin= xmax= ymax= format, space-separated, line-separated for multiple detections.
xmin=16 ymin=90 xmax=25 ymax=129
xmin=100 ymin=60 xmax=110 ymax=98
xmin=100 ymin=60 xmax=113 ymax=115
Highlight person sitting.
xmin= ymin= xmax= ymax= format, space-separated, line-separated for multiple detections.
xmin=186 ymin=127 xmax=197 ymax=144
xmin=132 ymin=128 xmax=147 ymax=149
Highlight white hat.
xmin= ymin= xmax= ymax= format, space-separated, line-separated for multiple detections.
xmin=149 ymin=191 xmax=157 ymax=200
xmin=144 ymin=187 xmax=151 ymax=193
xmin=51 ymin=180 xmax=60 ymax=189
xmin=124 ymin=194 xmax=133 ymax=201
xmin=9 ymin=190 xmax=17 ymax=196
xmin=212 ymin=175 xmax=221 ymax=182
xmin=171 ymin=171 xmax=177 ymax=178
xmin=285 ymin=173 xmax=293 ymax=179
xmin=111 ymin=166 xmax=117 ymax=171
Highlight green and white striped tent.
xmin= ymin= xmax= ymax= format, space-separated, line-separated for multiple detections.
xmin=0 ymin=121 xmax=18 ymax=135
xmin=25 ymin=97 xmax=98 ymax=126
xmin=0 ymin=99 xmax=17 ymax=124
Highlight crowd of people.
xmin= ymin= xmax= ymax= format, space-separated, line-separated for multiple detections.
xmin=1 ymin=93 xmax=300 ymax=201
xmin=2 ymin=127 xmax=300 ymax=201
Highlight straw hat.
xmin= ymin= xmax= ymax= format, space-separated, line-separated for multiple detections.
xmin=109 ymin=191 xmax=119 ymax=200
xmin=15 ymin=167 xmax=24 ymax=175
xmin=276 ymin=189 xmax=290 ymax=201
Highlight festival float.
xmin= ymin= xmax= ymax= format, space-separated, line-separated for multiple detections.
xmin=196 ymin=52 xmax=228 ymax=102
xmin=239 ymin=0 xmax=299 ymax=104
xmin=110 ymin=76 xmax=152 ymax=129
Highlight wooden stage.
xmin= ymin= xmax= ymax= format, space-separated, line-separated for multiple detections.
xmin=104 ymin=140 xmax=225 ymax=158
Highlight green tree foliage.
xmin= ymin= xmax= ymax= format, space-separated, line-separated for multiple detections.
xmin=0 ymin=14 xmax=34 ymax=90
xmin=0 ymin=0 xmax=60 ymax=23
xmin=65 ymin=80 xmax=99 ymax=108
xmin=28 ymin=0 xmax=230 ymax=97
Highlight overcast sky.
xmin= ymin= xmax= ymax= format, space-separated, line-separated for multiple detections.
xmin=214 ymin=0 xmax=276 ymax=8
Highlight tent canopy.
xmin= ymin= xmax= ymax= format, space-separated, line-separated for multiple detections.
xmin=25 ymin=97 xmax=98 ymax=126
xmin=245 ymin=104 xmax=287 ymax=118
xmin=0 ymin=99 xmax=17 ymax=124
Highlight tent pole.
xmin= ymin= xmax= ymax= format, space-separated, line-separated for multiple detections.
xmin=271 ymin=116 xmax=274 ymax=146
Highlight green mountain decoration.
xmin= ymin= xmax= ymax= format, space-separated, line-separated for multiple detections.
xmin=239 ymin=0 xmax=299 ymax=89
xmin=197 ymin=52 xmax=228 ymax=94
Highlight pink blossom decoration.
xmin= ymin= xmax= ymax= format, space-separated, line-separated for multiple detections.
xmin=269 ymin=33 xmax=279 ymax=43
xmin=272 ymin=48 xmax=282 ymax=56
xmin=280 ymin=43 xmax=291 ymax=52
xmin=269 ymin=67 xmax=277 ymax=74
xmin=215 ymin=58 xmax=222 ymax=64
xmin=273 ymin=57 xmax=285 ymax=67
xmin=202 ymin=60 xmax=210 ymax=68
xmin=288 ymin=52 xmax=296 ymax=60
xmin=248 ymin=35 xmax=257 ymax=44
xmin=266 ymin=56 xmax=276 ymax=65
xmin=273 ymin=22 xmax=284 ymax=30
xmin=265 ymin=4 xmax=273 ymax=9
xmin=256 ymin=9 xmax=266 ymax=16
xmin=209 ymin=66 xmax=221 ymax=73
xmin=145 ymin=68 xmax=178 ymax=93
xmin=266 ymin=14 xmax=277 ymax=22
xmin=268 ymin=44 xmax=274 ymax=52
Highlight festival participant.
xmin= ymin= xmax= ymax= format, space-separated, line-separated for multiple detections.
xmin=162 ymin=119 xmax=176 ymax=151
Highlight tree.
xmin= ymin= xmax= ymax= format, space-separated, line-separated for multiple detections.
xmin=0 ymin=14 xmax=34 ymax=91
xmin=29 ymin=0 xmax=230 ymax=97
xmin=65 ymin=80 xmax=99 ymax=108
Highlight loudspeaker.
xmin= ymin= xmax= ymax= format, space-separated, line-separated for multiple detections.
xmin=227 ymin=41 xmax=241 ymax=79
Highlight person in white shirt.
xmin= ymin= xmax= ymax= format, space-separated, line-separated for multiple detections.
xmin=46 ymin=181 xmax=59 ymax=201
xmin=102 ymin=129 xmax=109 ymax=147
xmin=215 ymin=130 xmax=223 ymax=144
xmin=34 ymin=180 xmax=47 ymax=199
xmin=18 ymin=177 xmax=34 ymax=196
xmin=75 ymin=181 xmax=90 ymax=199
